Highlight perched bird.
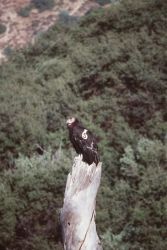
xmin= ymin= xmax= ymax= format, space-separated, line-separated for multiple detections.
xmin=66 ymin=117 xmax=99 ymax=165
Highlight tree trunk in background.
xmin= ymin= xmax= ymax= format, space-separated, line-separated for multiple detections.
xmin=60 ymin=155 xmax=103 ymax=250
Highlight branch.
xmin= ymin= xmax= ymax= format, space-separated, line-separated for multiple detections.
xmin=60 ymin=155 xmax=103 ymax=250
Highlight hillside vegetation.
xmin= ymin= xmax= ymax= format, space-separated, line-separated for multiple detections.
xmin=0 ymin=0 xmax=166 ymax=249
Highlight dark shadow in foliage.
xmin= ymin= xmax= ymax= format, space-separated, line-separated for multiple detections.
xmin=17 ymin=4 xmax=33 ymax=17
xmin=58 ymin=11 xmax=80 ymax=27
xmin=31 ymin=0 xmax=55 ymax=12
xmin=0 ymin=23 xmax=6 ymax=34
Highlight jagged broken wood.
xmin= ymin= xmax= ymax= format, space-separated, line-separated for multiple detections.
xmin=60 ymin=155 xmax=103 ymax=250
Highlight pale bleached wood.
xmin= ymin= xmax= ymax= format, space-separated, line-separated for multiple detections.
xmin=60 ymin=155 xmax=103 ymax=250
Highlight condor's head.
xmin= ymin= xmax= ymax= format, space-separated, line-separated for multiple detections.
xmin=66 ymin=117 xmax=79 ymax=128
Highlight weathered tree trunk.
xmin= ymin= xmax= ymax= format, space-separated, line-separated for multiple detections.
xmin=60 ymin=155 xmax=103 ymax=250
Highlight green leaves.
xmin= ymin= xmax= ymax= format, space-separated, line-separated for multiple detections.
xmin=0 ymin=0 xmax=166 ymax=249
xmin=31 ymin=0 xmax=55 ymax=12
xmin=0 ymin=23 xmax=6 ymax=34
xmin=0 ymin=149 xmax=69 ymax=249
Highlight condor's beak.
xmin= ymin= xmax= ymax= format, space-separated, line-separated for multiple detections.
xmin=66 ymin=117 xmax=75 ymax=125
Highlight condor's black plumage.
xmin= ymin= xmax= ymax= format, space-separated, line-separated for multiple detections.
xmin=66 ymin=117 xmax=99 ymax=165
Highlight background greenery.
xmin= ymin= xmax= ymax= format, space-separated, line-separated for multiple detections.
xmin=0 ymin=0 xmax=166 ymax=249
xmin=18 ymin=0 xmax=55 ymax=17
xmin=0 ymin=24 xmax=6 ymax=34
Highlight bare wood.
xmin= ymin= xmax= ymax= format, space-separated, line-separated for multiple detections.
xmin=60 ymin=155 xmax=103 ymax=250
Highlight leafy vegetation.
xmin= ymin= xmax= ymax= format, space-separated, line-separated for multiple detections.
xmin=0 ymin=24 xmax=6 ymax=34
xmin=96 ymin=0 xmax=113 ymax=6
xmin=0 ymin=149 xmax=69 ymax=250
xmin=17 ymin=4 xmax=33 ymax=17
xmin=31 ymin=0 xmax=55 ymax=12
xmin=18 ymin=0 xmax=55 ymax=17
xmin=0 ymin=0 xmax=166 ymax=249
xmin=58 ymin=11 xmax=79 ymax=27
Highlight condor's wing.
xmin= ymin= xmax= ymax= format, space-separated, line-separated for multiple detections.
xmin=73 ymin=126 xmax=96 ymax=147
xmin=73 ymin=127 xmax=99 ymax=165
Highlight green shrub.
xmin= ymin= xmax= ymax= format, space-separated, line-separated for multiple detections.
xmin=3 ymin=46 xmax=13 ymax=57
xmin=101 ymin=229 xmax=124 ymax=250
xmin=0 ymin=23 xmax=6 ymax=34
xmin=0 ymin=149 xmax=70 ymax=249
xmin=17 ymin=5 xmax=33 ymax=17
xmin=58 ymin=11 xmax=79 ymax=26
xmin=31 ymin=0 xmax=55 ymax=12
xmin=96 ymin=0 xmax=112 ymax=6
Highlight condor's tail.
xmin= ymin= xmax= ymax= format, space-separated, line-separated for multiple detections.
xmin=82 ymin=147 xmax=100 ymax=166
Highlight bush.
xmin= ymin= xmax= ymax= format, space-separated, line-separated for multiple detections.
xmin=0 ymin=149 xmax=70 ymax=249
xmin=17 ymin=5 xmax=33 ymax=17
xmin=96 ymin=0 xmax=112 ymax=6
xmin=58 ymin=11 xmax=79 ymax=26
xmin=0 ymin=23 xmax=6 ymax=34
xmin=3 ymin=46 xmax=13 ymax=57
xmin=31 ymin=0 xmax=55 ymax=12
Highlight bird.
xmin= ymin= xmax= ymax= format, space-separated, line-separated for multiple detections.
xmin=66 ymin=117 xmax=99 ymax=165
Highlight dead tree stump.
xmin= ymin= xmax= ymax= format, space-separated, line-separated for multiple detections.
xmin=60 ymin=155 xmax=103 ymax=250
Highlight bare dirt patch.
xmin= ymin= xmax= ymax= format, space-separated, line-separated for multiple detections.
xmin=0 ymin=0 xmax=99 ymax=62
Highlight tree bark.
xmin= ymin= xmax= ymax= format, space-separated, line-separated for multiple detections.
xmin=60 ymin=155 xmax=103 ymax=250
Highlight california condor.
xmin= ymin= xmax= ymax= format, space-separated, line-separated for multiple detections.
xmin=66 ymin=117 xmax=99 ymax=165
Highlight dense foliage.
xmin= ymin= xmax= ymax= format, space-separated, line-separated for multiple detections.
xmin=17 ymin=5 xmax=34 ymax=18
xmin=18 ymin=0 xmax=55 ymax=17
xmin=0 ymin=149 xmax=69 ymax=250
xmin=0 ymin=0 xmax=166 ymax=249
xmin=31 ymin=0 xmax=55 ymax=12
xmin=96 ymin=0 xmax=113 ymax=6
